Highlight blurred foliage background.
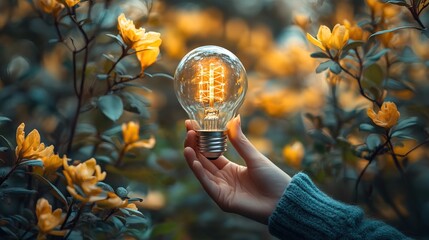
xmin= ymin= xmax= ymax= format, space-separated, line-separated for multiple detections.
xmin=0 ymin=0 xmax=429 ymax=239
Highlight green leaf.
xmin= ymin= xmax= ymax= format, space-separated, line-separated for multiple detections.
xmin=382 ymin=0 xmax=409 ymax=6
xmin=363 ymin=63 xmax=384 ymax=87
xmin=0 ymin=226 xmax=18 ymax=239
xmin=30 ymin=173 xmax=69 ymax=208
xmin=329 ymin=62 xmax=342 ymax=74
xmin=126 ymin=216 xmax=148 ymax=225
xmin=359 ymin=123 xmax=377 ymax=132
xmin=341 ymin=40 xmax=365 ymax=55
xmin=365 ymin=49 xmax=390 ymax=67
xmin=307 ymin=129 xmax=335 ymax=145
xmin=19 ymin=160 xmax=43 ymax=167
xmin=383 ymin=78 xmax=413 ymax=90
xmin=98 ymin=95 xmax=124 ymax=121
xmin=0 ymin=135 xmax=14 ymax=150
xmin=393 ymin=117 xmax=419 ymax=131
xmin=103 ymin=54 xmax=116 ymax=63
xmin=106 ymin=33 xmax=126 ymax=49
xmin=310 ymin=52 xmax=329 ymax=58
xmin=370 ymin=26 xmax=422 ymax=39
xmin=0 ymin=188 xmax=37 ymax=195
xmin=316 ymin=60 xmax=335 ymax=73
xmin=366 ymin=134 xmax=381 ymax=151
xmin=120 ymin=91 xmax=150 ymax=118
xmin=0 ymin=117 xmax=11 ymax=124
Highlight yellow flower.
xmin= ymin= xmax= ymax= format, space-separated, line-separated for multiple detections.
xmin=35 ymin=0 xmax=64 ymax=17
xmin=282 ymin=141 xmax=305 ymax=169
xmin=15 ymin=123 xmax=54 ymax=161
xmin=96 ymin=192 xmax=128 ymax=209
xmin=63 ymin=158 xmax=107 ymax=202
xmin=117 ymin=13 xmax=162 ymax=72
xmin=122 ymin=121 xmax=156 ymax=152
xmin=367 ymin=102 xmax=400 ymax=129
xmin=125 ymin=203 xmax=138 ymax=211
xmin=36 ymin=198 xmax=66 ymax=240
xmin=65 ymin=0 xmax=79 ymax=7
xmin=306 ymin=24 xmax=349 ymax=52
xmin=343 ymin=20 xmax=366 ymax=41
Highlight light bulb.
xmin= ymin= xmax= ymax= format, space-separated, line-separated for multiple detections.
xmin=174 ymin=45 xmax=247 ymax=160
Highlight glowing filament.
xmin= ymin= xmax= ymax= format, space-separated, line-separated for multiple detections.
xmin=197 ymin=62 xmax=225 ymax=108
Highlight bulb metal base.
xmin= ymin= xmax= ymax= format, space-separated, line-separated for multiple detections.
xmin=197 ymin=130 xmax=227 ymax=160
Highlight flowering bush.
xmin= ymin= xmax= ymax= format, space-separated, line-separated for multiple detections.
xmin=1 ymin=0 xmax=429 ymax=239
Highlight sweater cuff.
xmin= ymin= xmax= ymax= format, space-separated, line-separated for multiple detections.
xmin=268 ymin=172 xmax=363 ymax=239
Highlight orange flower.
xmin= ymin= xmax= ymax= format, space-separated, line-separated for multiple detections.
xmin=65 ymin=0 xmax=79 ymax=7
xmin=343 ymin=20 xmax=367 ymax=41
xmin=307 ymin=24 xmax=349 ymax=52
xmin=34 ymin=0 xmax=64 ymax=17
xmin=15 ymin=123 xmax=54 ymax=161
xmin=367 ymin=102 xmax=400 ymax=129
xmin=63 ymin=158 xmax=107 ymax=202
xmin=36 ymin=198 xmax=66 ymax=240
xmin=117 ymin=14 xmax=162 ymax=72
xmin=95 ymin=192 xmax=128 ymax=209
xmin=282 ymin=141 xmax=305 ymax=169
xmin=122 ymin=121 xmax=156 ymax=152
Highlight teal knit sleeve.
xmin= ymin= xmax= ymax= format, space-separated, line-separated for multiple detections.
xmin=268 ymin=173 xmax=409 ymax=240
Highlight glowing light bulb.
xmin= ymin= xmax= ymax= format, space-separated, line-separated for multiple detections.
xmin=174 ymin=45 xmax=247 ymax=160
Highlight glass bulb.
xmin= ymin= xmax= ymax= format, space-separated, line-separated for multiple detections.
xmin=174 ymin=45 xmax=248 ymax=160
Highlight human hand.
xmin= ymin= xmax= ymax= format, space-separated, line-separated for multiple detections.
xmin=184 ymin=115 xmax=291 ymax=224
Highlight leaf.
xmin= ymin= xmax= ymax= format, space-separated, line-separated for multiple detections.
xmin=0 ymin=117 xmax=11 ymax=124
xmin=0 ymin=135 xmax=13 ymax=151
xmin=126 ymin=216 xmax=148 ymax=225
xmin=30 ymin=173 xmax=69 ymax=208
xmin=0 ymin=188 xmax=37 ymax=195
xmin=365 ymin=49 xmax=390 ymax=67
xmin=366 ymin=134 xmax=381 ymax=151
xmin=120 ymin=91 xmax=150 ymax=118
xmin=391 ymin=127 xmax=429 ymax=141
xmin=329 ymin=62 xmax=342 ymax=74
xmin=417 ymin=0 xmax=429 ymax=14
xmin=393 ymin=117 xmax=419 ymax=131
xmin=383 ymin=78 xmax=413 ymax=90
xmin=316 ymin=60 xmax=335 ymax=73
xmin=359 ymin=123 xmax=377 ymax=132
xmin=0 ymin=226 xmax=18 ymax=239
xmin=103 ymin=54 xmax=116 ymax=63
xmin=363 ymin=63 xmax=384 ymax=87
xmin=98 ymin=95 xmax=124 ymax=121
xmin=341 ymin=40 xmax=365 ymax=55
xmin=370 ymin=26 xmax=422 ymax=39
xmin=310 ymin=52 xmax=329 ymax=58
xmin=7 ymin=56 xmax=30 ymax=79
xmin=106 ymin=33 xmax=126 ymax=49
xmin=307 ymin=129 xmax=336 ymax=145
xmin=382 ymin=0 xmax=409 ymax=6
xmin=19 ymin=160 xmax=43 ymax=167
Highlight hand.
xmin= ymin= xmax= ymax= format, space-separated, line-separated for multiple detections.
xmin=184 ymin=115 xmax=291 ymax=224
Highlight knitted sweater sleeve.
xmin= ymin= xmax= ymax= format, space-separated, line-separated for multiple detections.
xmin=268 ymin=173 xmax=409 ymax=240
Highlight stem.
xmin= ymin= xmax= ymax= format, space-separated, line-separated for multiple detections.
xmin=386 ymin=130 xmax=404 ymax=174
xmin=115 ymin=145 xmax=127 ymax=167
xmin=64 ymin=202 xmax=85 ymax=240
xmin=396 ymin=139 xmax=429 ymax=157
xmin=103 ymin=209 xmax=117 ymax=221
xmin=408 ymin=6 xmax=426 ymax=29
xmin=61 ymin=199 xmax=75 ymax=229
xmin=0 ymin=164 xmax=19 ymax=186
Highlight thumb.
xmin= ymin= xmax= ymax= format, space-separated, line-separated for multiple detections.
xmin=227 ymin=115 xmax=268 ymax=168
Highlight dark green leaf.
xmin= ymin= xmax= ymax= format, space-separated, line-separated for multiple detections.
xmin=96 ymin=74 xmax=109 ymax=81
xmin=110 ymin=216 xmax=125 ymax=229
xmin=310 ymin=52 xmax=329 ymax=58
xmin=103 ymin=125 xmax=122 ymax=136
xmin=383 ymin=78 xmax=413 ymax=90
xmin=0 ymin=188 xmax=37 ymax=195
xmin=370 ymin=26 xmax=422 ymax=39
xmin=120 ymin=91 xmax=150 ymax=118
xmin=307 ymin=129 xmax=336 ymax=145
xmin=0 ymin=226 xmax=18 ymax=239
xmin=342 ymin=40 xmax=365 ymax=55
xmin=365 ymin=49 xmax=390 ymax=67
xmin=106 ymin=33 xmax=126 ymax=48
xmin=94 ymin=155 xmax=113 ymax=164
xmin=98 ymin=95 xmax=124 ymax=121
xmin=393 ymin=117 xmax=419 ymax=131
xmin=31 ymin=173 xmax=69 ymax=208
xmin=329 ymin=62 xmax=342 ymax=74
xmin=0 ymin=135 xmax=14 ymax=150
xmin=103 ymin=54 xmax=116 ymax=63
xmin=366 ymin=134 xmax=381 ymax=151
xmin=0 ymin=117 xmax=11 ymax=124
xmin=382 ymin=0 xmax=409 ymax=6
xmin=19 ymin=160 xmax=43 ymax=167
xmin=316 ymin=60 xmax=335 ymax=73
xmin=359 ymin=123 xmax=377 ymax=132
xmin=126 ymin=216 xmax=148 ymax=225
xmin=363 ymin=63 xmax=384 ymax=87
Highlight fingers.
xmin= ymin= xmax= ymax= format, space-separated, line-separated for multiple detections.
xmin=184 ymin=124 xmax=230 ymax=170
xmin=191 ymin=161 xmax=219 ymax=201
xmin=184 ymin=146 xmax=218 ymax=174
xmin=227 ymin=115 xmax=268 ymax=168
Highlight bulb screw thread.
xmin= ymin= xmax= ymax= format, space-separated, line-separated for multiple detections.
xmin=197 ymin=130 xmax=227 ymax=160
